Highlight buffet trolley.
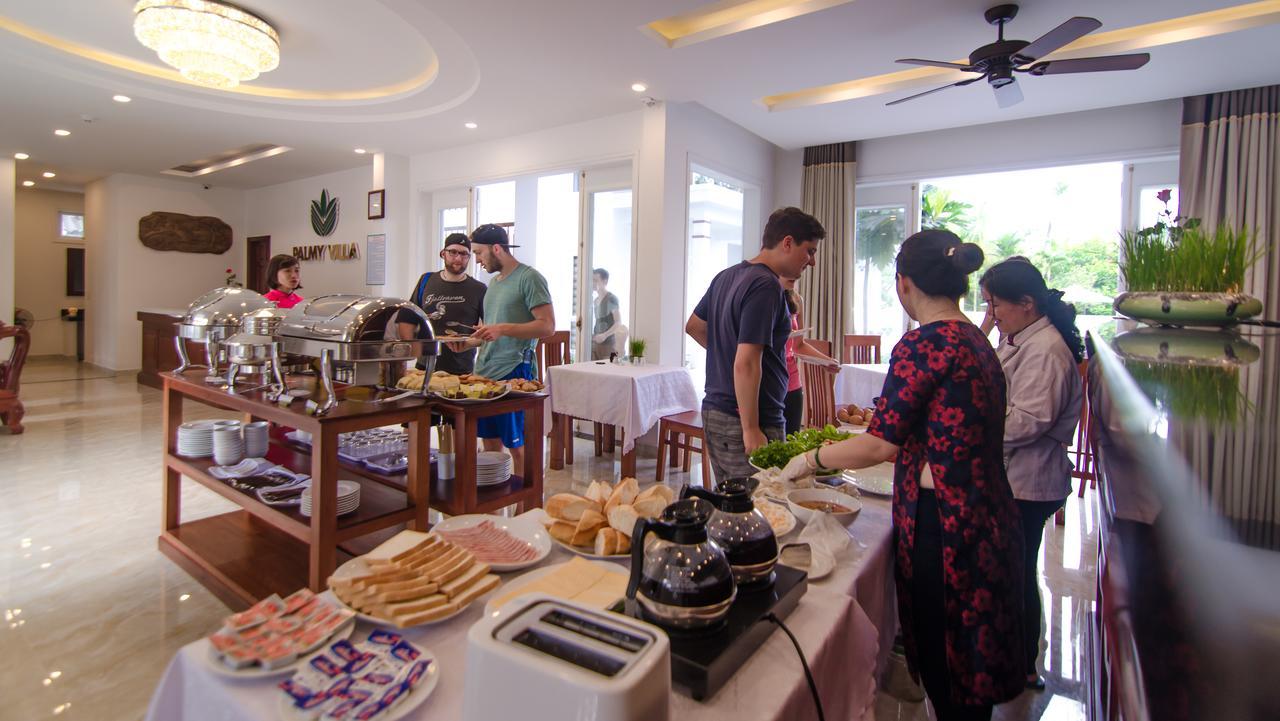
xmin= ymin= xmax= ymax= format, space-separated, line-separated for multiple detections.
xmin=158 ymin=369 xmax=433 ymax=610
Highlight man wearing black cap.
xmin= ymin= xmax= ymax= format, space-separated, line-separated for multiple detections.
xmin=445 ymin=224 xmax=554 ymax=470
xmin=396 ymin=232 xmax=486 ymax=375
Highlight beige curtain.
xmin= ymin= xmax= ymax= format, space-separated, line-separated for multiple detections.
xmin=799 ymin=142 xmax=855 ymax=355
xmin=1179 ymin=85 xmax=1280 ymax=319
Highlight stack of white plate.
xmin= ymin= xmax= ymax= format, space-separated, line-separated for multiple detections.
xmin=213 ymin=427 xmax=245 ymax=466
xmin=176 ymin=421 xmax=216 ymax=457
xmin=476 ymin=451 xmax=513 ymax=487
xmin=243 ymin=421 xmax=270 ymax=458
xmin=300 ymin=481 xmax=361 ymax=517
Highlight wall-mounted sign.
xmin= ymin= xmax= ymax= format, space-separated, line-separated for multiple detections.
xmin=366 ymin=234 xmax=386 ymax=286
xmin=292 ymin=243 xmax=360 ymax=261
xmin=310 ymin=189 xmax=340 ymax=236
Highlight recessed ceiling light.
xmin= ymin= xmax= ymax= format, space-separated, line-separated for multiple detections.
xmin=113 ymin=94 xmax=132 ymax=103
xmin=464 ymin=122 xmax=477 ymax=129
xmin=14 ymin=152 xmax=29 ymax=160
xmin=54 ymin=129 xmax=70 ymax=136
xmin=631 ymin=83 xmax=648 ymax=93
xmin=42 ymin=172 xmax=56 ymax=178
xmin=354 ymin=148 xmax=367 ymax=154
xmin=22 ymin=181 xmax=34 ymax=187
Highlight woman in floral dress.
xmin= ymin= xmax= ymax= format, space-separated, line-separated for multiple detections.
xmin=780 ymin=229 xmax=1024 ymax=720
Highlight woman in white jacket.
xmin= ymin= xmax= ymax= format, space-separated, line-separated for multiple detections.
xmin=979 ymin=257 xmax=1084 ymax=691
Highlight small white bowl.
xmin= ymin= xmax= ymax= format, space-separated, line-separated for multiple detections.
xmin=786 ymin=488 xmax=862 ymax=526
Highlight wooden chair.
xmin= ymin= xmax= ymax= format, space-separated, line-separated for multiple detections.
xmin=1058 ymin=361 xmax=1096 ymax=525
xmin=0 ymin=323 xmax=32 ymax=434
xmin=537 ymin=331 xmax=576 ymax=468
xmin=842 ymin=334 xmax=881 ymax=364
xmin=655 ymin=411 xmax=712 ymax=488
xmin=801 ymin=338 xmax=837 ymax=429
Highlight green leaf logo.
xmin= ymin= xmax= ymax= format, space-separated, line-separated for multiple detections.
xmin=310 ymin=189 xmax=340 ymax=237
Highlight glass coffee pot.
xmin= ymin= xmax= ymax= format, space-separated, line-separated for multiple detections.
xmin=626 ymin=499 xmax=736 ymax=630
xmin=681 ymin=479 xmax=778 ymax=587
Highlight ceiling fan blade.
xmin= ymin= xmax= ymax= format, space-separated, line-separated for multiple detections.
xmin=895 ymin=58 xmax=974 ymax=71
xmin=1015 ymin=16 xmax=1102 ymax=62
xmin=886 ymin=76 xmax=981 ymax=106
xmin=1028 ymin=53 xmax=1150 ymax=75
xmin=993 ymin=80 xmax=1023 ymax=109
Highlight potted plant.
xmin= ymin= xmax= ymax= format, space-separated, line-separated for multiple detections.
xmin=1115 ymin=190 xmax=1262 ymax=326
xmin=628 ymin=338 xmax=647 ymax=365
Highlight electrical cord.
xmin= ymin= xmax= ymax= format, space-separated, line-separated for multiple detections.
xmin=766 ymin=612 xmax=825 ymax=721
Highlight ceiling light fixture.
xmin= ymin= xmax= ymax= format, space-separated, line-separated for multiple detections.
xmin=133 ymin=0 xmax=281 ymax=90
xmin=22 ymin=181 xmax=34 ymax=187
xmin=113 ymin=94 xmax=132 ymax=103
xmin=42 ymin=172 xmax=56 ymax=178
xmin=14 ymin=153 xmax=29 ymax=160
xmin=464 ymin=122 xmax=477 ymax=129
xmin=354 ymin=148 xmax=367 ymax=154
xmin=631 ymin=83 xmax=647 ymax=93
xmin=54 ymin=129 xmax=70 ymax=136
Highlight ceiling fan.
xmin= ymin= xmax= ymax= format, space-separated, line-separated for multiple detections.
xmin=887 ymin=3 xmax=1150 ymax=108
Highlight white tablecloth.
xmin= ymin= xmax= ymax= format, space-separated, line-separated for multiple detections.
xmin=548 ymin=362 xmax=699 ymax=453
xmin=833 ymin=364 xmax=890 ymax=408
xmin=146 ymin=507 xmax=896 ymax=721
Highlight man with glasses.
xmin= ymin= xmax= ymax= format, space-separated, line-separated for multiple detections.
xmin=397 ymin=233 xmax=486 ymax=375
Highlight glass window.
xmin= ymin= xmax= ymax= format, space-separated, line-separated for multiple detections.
xmin=60 ymin=212 xmax=84 ymax=239
xmin=1138 ymin=185 xmax=1179 ymax=229
xmin=440 ymin=206 xmax=467 ymax=243
xmin=853 ymin=206 xmax=907 ymax=360
xmin=534 ymin=173 xmax=579 ymax=333
xmin=475 ymin=181 xmax=515 ymax=227
xmin=587 ymin=189 xmax=633 ymax=359
xmin=685 ymin=168 xmax=745 ymax=395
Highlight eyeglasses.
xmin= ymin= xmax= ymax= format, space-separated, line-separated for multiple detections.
xmin=444 ymin=249 xmax=471 ymax=258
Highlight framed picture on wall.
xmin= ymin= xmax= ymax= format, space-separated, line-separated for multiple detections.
xmin=368 ymin=189 xmax=385 ymax=220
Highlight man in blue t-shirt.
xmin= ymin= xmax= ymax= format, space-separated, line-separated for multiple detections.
xmin=685 ymin=207 xmax=826 ymax=481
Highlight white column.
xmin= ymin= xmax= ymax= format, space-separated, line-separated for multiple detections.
xmin=0 ymin=158 xmax=13 ymax=357
xmin=372 ymin=152 xmax=412 ymax=298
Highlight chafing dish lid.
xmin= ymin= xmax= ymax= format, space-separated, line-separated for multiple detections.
xmin=181 ymin=287 xmax=274 ymax=329
xmin=278 ymin=294 xmax=433 ymax=343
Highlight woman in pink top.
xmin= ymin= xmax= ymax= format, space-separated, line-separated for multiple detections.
xmin=263 ymin=254 xmax=304 ymax=309
xmin=782 ymin=277 xmax=838 ymax=434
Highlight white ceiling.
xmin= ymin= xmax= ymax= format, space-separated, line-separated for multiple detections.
xmin=1 ymin=0 xmax=1277 ymax=190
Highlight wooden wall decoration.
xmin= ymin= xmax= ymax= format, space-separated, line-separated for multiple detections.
xmin=138 ymin=211 xmax=233 ymax=254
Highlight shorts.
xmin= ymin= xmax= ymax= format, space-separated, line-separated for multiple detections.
xmin=476 ymin=362 xmax=535 ymax=448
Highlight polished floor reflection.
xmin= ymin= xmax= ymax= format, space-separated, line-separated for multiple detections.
xmin=0 ymin=360 xmax=1098 ymax=720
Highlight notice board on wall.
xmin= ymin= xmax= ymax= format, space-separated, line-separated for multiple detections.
xmin=366 ymin=234 xmax=386 ymax=286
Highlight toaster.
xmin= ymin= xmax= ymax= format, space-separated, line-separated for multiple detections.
xmin=463 ymin=594 xmax=671 ymax=721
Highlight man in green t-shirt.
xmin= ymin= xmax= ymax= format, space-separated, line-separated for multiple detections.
xmin=445 ymin=224 xmax=554 ymax=471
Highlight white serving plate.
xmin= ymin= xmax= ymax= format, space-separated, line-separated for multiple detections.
xmin=432 ymin=514 xmax=551 ymax=572
xmin=483 ymin=558 xmax=628 ymax=617
xmin=325 ymin=559 xmax=496 ymax=629
xmin=548 ymin=535 xmax=631 ymax=561
xmin=201 ymin=618 xmax=354 ymax=681
xmin=428 ymin=387 xmax=510 ymax=404
xmin=276 ymin=642 xmax=440 ymax=721
xmin=756 ymin=498 xmax=798 ymax=537
xmin=843 ymin=464 xmax=894 ymax=497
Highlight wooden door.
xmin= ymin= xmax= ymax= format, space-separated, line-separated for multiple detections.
xmin=247 ymin=236 xmax=271 ymax=293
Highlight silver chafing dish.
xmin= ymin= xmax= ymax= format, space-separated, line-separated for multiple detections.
xmin=175 ymin=287 xmax=275 ymax=383
xmin=221 ymin=307 xmax=290 ymax=393
xmin=276 ymin=294 xmax=438 ymax=415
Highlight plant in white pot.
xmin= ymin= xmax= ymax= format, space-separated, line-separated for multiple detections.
xmin=628 ymin=338 xmax=647 ymax=365
xmin=1115 ymin=190 xmax=1262 ymax=327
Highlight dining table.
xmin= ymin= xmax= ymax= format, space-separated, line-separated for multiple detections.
xmin=833 ymin=363 xmax=891 ymax=409
xmin=547 ymin=360 xmax=700 ymax=477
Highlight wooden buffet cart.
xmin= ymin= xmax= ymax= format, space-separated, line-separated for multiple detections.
xmin=158 ymin=368 xmax=546 ymax=610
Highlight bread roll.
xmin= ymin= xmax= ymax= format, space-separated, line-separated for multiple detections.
xmin=637 ymin=484 xmax=674 ymax=505
xmin=585 ymin=481 xmax=611 ymax=505
xmin=572 ymin=509 xmax=607 ymax=546
xmin=594 ymin=528 xmax=619 ymax=556
xmin=546 ymin=493 xmax=593 ymax=521
xmin=632 ymin=495 xmax=666 ymax=519
xmin=548 ymin=521 xmax=576 ymax=544
xmin=607 ymin=504 xmax=640 ymax=538
xmin=605 ymin=477 xmax=640 ymax=513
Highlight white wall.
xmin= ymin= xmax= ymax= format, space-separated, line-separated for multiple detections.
xmin=773 ymin=147 xmax=803 ymax=210
xmin=86 ymin=174 xmax=246 ymax=371
xmin=0 ymin=159 xmax=13 ymax=359
xmin=14 ymin=189 xmax=84 ymax=356
xmin=244 ymin=163 xmax=384 ymax=298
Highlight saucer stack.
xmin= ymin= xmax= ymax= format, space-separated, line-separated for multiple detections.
xmin=300 ymin=481 xmax=361 ymax=517
xmin=176 ymin=421 xmax=216 ymax=458
xmin=476 ymin=451 xmax=513 ymax=487
xmin=213 ymin=426 xmax=245 ymax=467
xmin=243 ymin=421 xmax=270 ymax=458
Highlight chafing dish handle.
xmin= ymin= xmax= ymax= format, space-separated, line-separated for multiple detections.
xmin=174 ymin=335 xmax=193 ymax=374
xmin=204 ymin=340 xmax=224 ymax=384
xmin=268 ymin=344 xmax=289 ymax=401
xmin=317 ymin=348 xmax=339 ymax=416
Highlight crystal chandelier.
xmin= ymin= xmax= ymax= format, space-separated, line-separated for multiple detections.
xmin=133 ymin=0 xmax=280 ymax=89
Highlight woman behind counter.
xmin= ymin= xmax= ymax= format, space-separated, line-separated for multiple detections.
xmin=779 ymin=230 xmax=1025 ymax=721
xmin=781 ymin=276 xmax=839 ymax=435
xmin=263 ymin=254 xmax=304 ymax=309
xmin=979 ymin=258 xmax=1084 ymax=691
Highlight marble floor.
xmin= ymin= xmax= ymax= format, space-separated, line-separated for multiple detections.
xmin=0 ymin=359 xmax=1098 ymax=721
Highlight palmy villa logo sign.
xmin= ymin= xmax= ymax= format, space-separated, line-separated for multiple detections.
xmin=310 ymin=189 xmax=339 ymax=236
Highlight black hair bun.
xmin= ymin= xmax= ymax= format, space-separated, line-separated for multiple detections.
xmin=949 ymin=242 xmax=984 ymax=274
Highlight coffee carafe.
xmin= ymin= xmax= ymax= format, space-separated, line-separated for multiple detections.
xmin=626 ymin=499 xmax=736 ymax=630
xmin=681 ymin=479 xmax=778 ymax=587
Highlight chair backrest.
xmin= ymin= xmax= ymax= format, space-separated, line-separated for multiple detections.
xmin=535 ymin=330 xmax=572 ymax=381
xmin=843 ymin=334 xmax=881 ymax=364
xmin=0 ymin=323 xmax=32 ymax=394
xmin=1069 ymin=361 xmax=1096 ymax=481
xmin=802 ymin=338 xmax=836 ymax=429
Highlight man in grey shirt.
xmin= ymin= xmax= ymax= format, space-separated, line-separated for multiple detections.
xmin=591 ymin=268 xmax=620 ymax=360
